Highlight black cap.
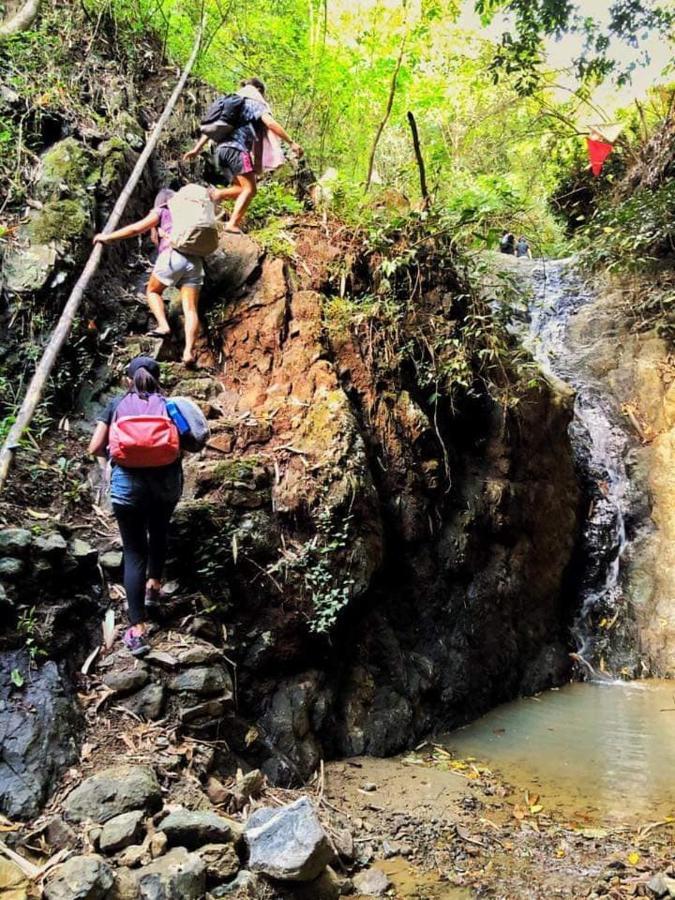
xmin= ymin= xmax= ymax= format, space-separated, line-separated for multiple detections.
xmin=127 ymin=356 xmax=160 ymax=379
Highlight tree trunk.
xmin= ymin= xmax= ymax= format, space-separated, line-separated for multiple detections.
xmin=364 ymin=27 xmax=407 ymax=194
xmin=407 ymin=111 xmax=429 ymax=206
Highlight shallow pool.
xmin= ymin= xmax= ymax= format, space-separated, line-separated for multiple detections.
xmin=442 ymin=679 xmax=675 ymax=823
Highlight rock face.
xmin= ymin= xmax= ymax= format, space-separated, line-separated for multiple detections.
xmin=0 ymin=651 xmax=80 ymax=819
xmin=63 ymin=766 xmax=162 ymax=824
xmin=244 ymin=796 xmax=335 ymax=881
xmin=566 ymin=282 xmax=675 ymax=675
xmin=167 ymin=237 xmax=582 ymax=771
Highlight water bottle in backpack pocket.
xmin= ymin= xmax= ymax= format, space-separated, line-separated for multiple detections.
xmin=109 ymin=394 xmax=180 ymax=468
xmin=167 ymin=397 xmax=210 ymax=453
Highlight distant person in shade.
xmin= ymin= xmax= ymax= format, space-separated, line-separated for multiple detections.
xmin=499 ymin=231 xmax=515 ymax=255
xmin=516 ymin=235 xmax=533 ymax=259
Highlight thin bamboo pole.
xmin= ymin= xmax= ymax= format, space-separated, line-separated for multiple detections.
xmin=0 ymin=21 xmax=204 ymax=493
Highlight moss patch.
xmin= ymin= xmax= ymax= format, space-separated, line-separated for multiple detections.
xmin=27 ymin=199 xmax=90 ymax=244
xmin=38 ymin=137 xmax=93 ymax=199
xmin=211 ymin=457 xmax=266 ymax=486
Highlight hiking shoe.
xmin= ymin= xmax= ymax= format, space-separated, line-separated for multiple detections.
xmin=123 ymin=627 xmax=150 ymax=658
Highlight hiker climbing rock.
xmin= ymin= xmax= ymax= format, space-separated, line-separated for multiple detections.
xmin=88 ymin=356 xmax=208 ymax=657
xmin=516 ymin=235 xmax=532 ymax=259
xmin=183 ymin=77 xmax=303 ymax=233
xmin=93 ymin=184 xmax=218 ymax=366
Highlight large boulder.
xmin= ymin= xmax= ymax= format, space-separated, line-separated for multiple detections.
xmin=204 ymin=233 xmax=263 ymax=296
xmin=43 ymin=855 xmax=114 ymax=900
xmin=158 ymin=809 xmax=241 ymax=849
xmin=63 ymin=766 xmax=161 ymax=824
xmin=0 ymin=651 xmax=80 ymax=819
xmin=136 ymin=848 xmax=205 ymax=900
xmin=244 ymin=796 xmax=334 ymax=882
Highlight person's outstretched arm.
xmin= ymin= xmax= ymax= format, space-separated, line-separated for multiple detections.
xmin=183 ymin=134 xmax=209 ymax=161
xmin=88 ymin=422 xmax=109 ymax=459
xmin=93 ymin=210 xmax=160 ymax=245
xmin=261 ymin=113 xmax=303 ymax=157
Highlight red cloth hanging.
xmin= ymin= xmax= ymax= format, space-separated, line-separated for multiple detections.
xmin=586 ymin=138 xmax=613 ymax=176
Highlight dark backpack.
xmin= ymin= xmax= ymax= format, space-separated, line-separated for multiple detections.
xmin=200 ymin=94 xmax=246 ymax=144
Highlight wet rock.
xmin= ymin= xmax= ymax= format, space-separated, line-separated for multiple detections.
xmin=136 ymin=848 xmax=206 ymax=900
xmin=159 ymin=808 xmax=240 ymax=849
xmin=102 ymin=667 xmax=149 ymax=694
xmin=245 ymin=796 xmax=335 ymax=882
xmin=43 ymin=855 xmax=114 ymax=900
xmin=63 ymin=766 xmax=162 ymax=824
xmin=99 ymin=811 xmax=146 ymax=854
xmin=119 ymin=683 xmax=165 ymax=720
xmin=196 ymin=843 xmax=239 ymax=882
xmin=352 ymin=867 xmax=391 ymax=896
xmin=168 ymin=665 xmax=232 ymax=696
xmin=0 ymin=858 xmax=28 ymax=900
xmin=0 ymin=529 xmax=32 ymax=555
xmin=0 ymin=651 xmax=80 ymax=819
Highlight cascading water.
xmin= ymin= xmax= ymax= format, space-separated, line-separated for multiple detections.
xmin=521 ymin=259 xmax=636 ymax=676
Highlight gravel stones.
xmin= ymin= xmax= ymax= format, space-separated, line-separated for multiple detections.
xmin=136 ymin=848 xmax=205 ymax=900
xmin=168 ymin=665 xmax=232 ymax=696
xmin=245 ymin=796 xmax=335 ymax=882
xmin=196 ymin=843 xmax=239 ymax=882
xmin=99 ymin=811 xmax=146 ymax=854
xmin=64 ymin=766 xmax=161 ymax=824
xmin=159 ymin=808 xmax=240 ymax=849
xmin=352 ymin=867 xmax=392 ymax=896
xmin=43 ymin=855 xmax=114 ymax=900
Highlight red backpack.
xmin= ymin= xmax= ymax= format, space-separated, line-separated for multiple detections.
xmin=109 ymin=393 xmax=180 ymax=468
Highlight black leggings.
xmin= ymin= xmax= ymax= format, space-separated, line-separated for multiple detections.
xmin=113 ymin=502 xmax=176 ymax=625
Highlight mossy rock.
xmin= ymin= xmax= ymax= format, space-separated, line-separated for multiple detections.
xmin=211 ymin=457 xmax=268 ymax=488
xmin=114 ymin=111 xmax=145 ymax=150
xmin=26 ymin=199 xmax=91 ymax=245
xmin=97 ymin=136 xmax=136 ymax=193
xmin=37 ymin=137 xmax=94 ymax=201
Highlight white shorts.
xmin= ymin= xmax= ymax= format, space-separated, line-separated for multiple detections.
xmin=153 ymin=248 xmax=204 ymax=289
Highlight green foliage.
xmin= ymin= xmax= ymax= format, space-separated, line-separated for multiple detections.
xmin=267 ymin=505 xmax=355 ymax=634
xmin=10 ymin=668 xmax=25 ymax=688
xmin=17 ymin=606 xmax=47 ymax=665
xmin=574 ymin=182 xmax=675 ymax=273
xmin=246 ymin=181 xmax=303 ymax=228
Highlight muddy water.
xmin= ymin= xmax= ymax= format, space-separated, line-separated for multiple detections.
xmin=443 ymin=679 xmax=675 ymax=823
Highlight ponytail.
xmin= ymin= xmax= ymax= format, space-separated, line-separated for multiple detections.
xmin=131 ymin=366 xmax=161 ymax=398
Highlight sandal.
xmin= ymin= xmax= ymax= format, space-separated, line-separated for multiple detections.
xmin=146 ymin=329 xmax=171 ymax=339
xmin=123 ymin=627 xmax=150 ymax=658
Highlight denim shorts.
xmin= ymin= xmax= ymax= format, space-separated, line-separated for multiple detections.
xmin=110 ymin=463 xmax=183 ymax=508
xmin=153 ymin=249 xmax=204 ymax=289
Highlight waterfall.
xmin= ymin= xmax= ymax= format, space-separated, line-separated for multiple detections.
xmin=521 ymin=259 xmax=637 ymax=677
